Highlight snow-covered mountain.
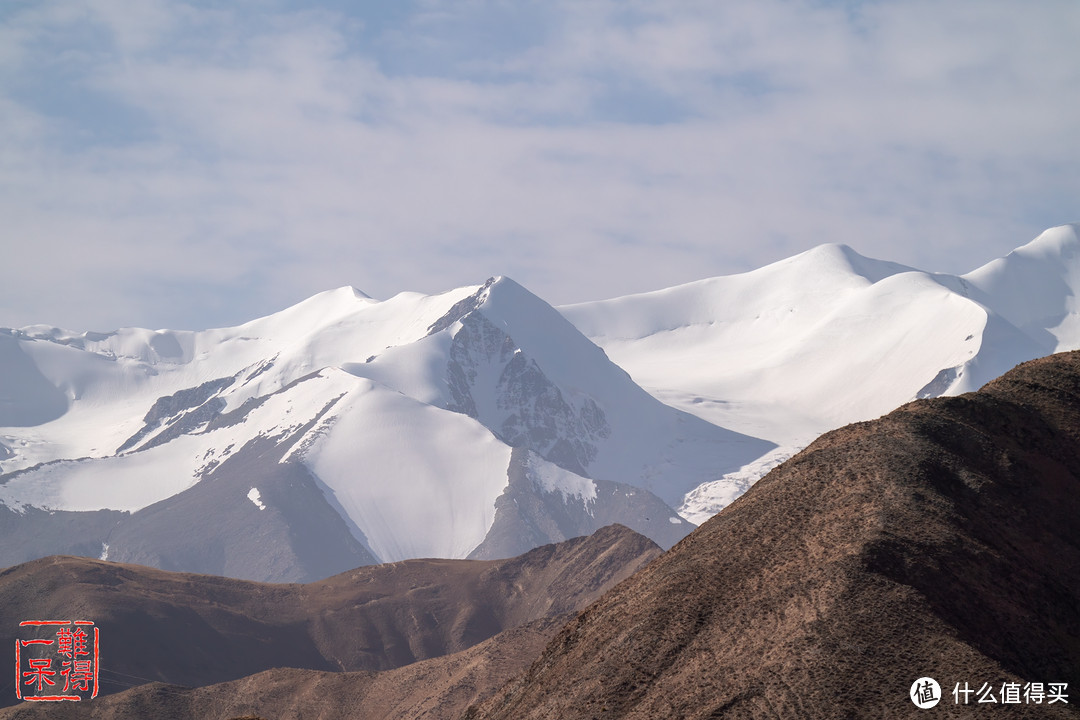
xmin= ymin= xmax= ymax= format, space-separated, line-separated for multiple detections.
xmin=3 ymin=224 xmax=1078 ymax=579
xmin=562 ymin=223 xmax=1080 ymax=520
xmin=0 ymin=277 xmax=767 ymax=580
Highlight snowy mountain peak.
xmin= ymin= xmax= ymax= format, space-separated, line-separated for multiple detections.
xmin=784 ymin=242 xmax=916 ymax=285
xmin=234 ymin=284 xmax=378 ymax=340
xmin=1002 ymin=223 xmax=1079 ymax=261
xmin=561 ymin=242 xmax=920 ymax=348
xmin=965 ymin=223 xmax=1080 ymax=283
xmin=471 ymin=275 xmax=619 ymax=391
xmin=423 ymin=276 xmax=500 ymax=336
xmin=563 ymin=224 xmax=1080 ymax=459
xmin=963 ymin=223 xmax=1080 ymax=351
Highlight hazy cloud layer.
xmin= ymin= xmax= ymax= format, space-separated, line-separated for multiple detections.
xmin=2 ymin=0 xmax=1078 ymax=330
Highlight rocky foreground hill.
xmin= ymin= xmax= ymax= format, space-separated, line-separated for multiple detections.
xmin=470 ymin=351 xmax=1080 ymax=719
xmin=0 ymin=524 xmax=659 ymax=716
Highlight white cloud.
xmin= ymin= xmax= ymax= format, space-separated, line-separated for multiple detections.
xmin=0 ymin=0 xmax=1078 ymax=330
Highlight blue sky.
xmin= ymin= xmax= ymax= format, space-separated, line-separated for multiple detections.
xmin=1 ymin=0 xmax=1078 ymax=331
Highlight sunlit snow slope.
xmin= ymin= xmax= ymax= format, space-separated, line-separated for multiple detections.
xmin=561 ymin=224 xmax=1080 ymax=520
xmin=0 ymin=278 xmax=766 ymax=579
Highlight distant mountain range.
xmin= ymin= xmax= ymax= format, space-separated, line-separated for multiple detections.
xmin=1 ymin=224 xmax=1078 ymax=580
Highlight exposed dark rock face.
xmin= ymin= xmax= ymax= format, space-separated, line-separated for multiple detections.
xmin=445 ymin=309 xmax=510 ymax=419
xmin=469 ymin=447 xmax=692 ymax=559
xmin=426 ymin=278 xmax=496 ymax=338
xmin=469 ymin=351 xmax=1080 ymax=719
xmin=428 ymin=276 xmax=617 ymax=479
xmin=446 ymin=311 xmax=611 ymax=477
xmin=495 ymin=349 xmax=610 ymax=475
xmin=116 ymin=376 xmax=235 ymax=453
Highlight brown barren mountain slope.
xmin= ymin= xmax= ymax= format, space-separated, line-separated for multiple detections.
xmin=470 ymin=351 xmax=1080 ymax=719
xmin=0 ymin=524 xmax=659 ymax=705
xmin=0 ymin=616 xmax=566 ymax=720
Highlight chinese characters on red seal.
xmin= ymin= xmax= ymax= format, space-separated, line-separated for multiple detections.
xmin=15 ymin=620 xmax=99 ymax=702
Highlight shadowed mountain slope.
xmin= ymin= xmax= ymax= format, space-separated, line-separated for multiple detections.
xmin=0 ymin=524 xmax=659 ymax=707
xmin=469 ymin=351 xmax=1080 ymax=719
xmin=0 ymin=617 xmax=566 ymax=720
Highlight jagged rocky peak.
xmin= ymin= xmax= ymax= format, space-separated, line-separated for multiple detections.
xmin=445 ymin=310 xmax=611 ymax=476
xmin=426 ymin=276 xmax=500 ymax=336
xmin=425 ymin=277 xmax=617 ymax=477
